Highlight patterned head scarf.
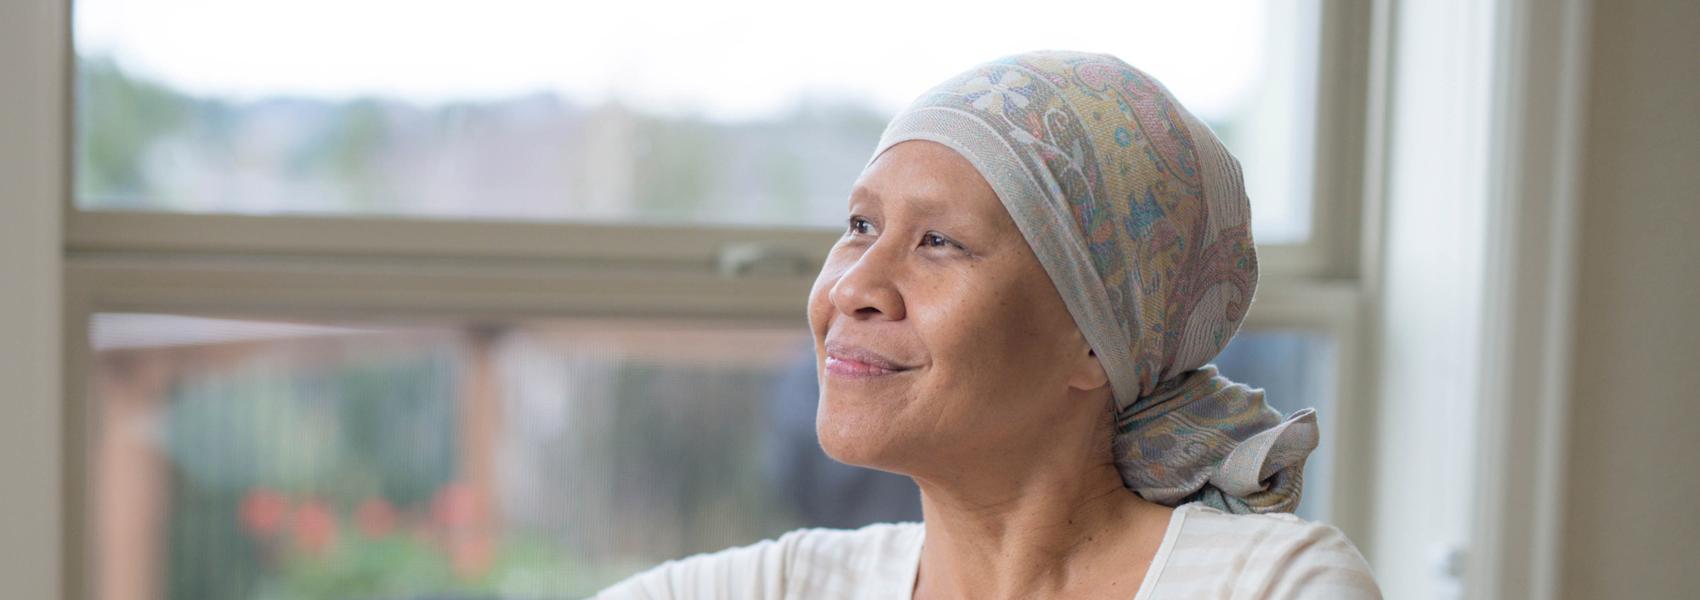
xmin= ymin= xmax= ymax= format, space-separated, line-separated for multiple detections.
xmin=866 ymin=50 xmax=1319 ymax=514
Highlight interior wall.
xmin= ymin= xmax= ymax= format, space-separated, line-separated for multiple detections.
xmin=0 ymin=0 xmax=66 ymax=598
xmin=1561 ymin=1 xmax=1700 ymax=598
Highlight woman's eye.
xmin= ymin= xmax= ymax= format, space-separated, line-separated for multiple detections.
xmin=848 ymin=216 xmax=875 ymax=235
xmin=922 ymin=232 xmax=958 ymax=249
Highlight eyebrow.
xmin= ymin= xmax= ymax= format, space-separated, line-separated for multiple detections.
xmin=849 ymin=184 xmax=951 ymax=218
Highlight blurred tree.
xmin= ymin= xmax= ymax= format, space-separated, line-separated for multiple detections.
xmin=76 ymin=55 xmax=191 ymax=207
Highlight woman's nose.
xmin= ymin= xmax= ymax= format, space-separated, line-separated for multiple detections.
xmin=829 ymin=243 xmax=906 ymax=321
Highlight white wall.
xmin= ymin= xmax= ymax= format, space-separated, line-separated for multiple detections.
xmin=1561 ymin=1 xmax=1700 ymax=597
xmin=0 ymin=0 xmax=66 ymax=597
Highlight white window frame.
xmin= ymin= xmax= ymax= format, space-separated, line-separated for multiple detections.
xmin=10 ymin=1 xmax=1398 ymax=598
xmin=1467 ymin=0 xmax=1591 ymax=597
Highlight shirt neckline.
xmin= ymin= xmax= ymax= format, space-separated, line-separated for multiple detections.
xmin=899 ymin=502 xmax=1196 ymax=600
xmin=1129 ymin=503 xmax=1193 ymax=600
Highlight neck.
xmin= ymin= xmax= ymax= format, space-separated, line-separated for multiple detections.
xmin=908 ymin=418 xmax=1172 ymax=599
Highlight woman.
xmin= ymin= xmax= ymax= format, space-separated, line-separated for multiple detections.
xmin=598 ymin=51 xmax=1380 ymax=599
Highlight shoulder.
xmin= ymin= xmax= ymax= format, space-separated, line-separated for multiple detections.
xmin=593 ymin=522 xmax=924 ymax=600
xmin=1147 ymin=504 xmax=1382 ymax=599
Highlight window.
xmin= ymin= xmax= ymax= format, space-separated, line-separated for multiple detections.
xmin=64 ymin=0 xmax=1374 ymax=598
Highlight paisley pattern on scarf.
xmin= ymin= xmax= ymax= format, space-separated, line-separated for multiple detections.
xmin=867 ymin=51 xmax=1318 ymax=514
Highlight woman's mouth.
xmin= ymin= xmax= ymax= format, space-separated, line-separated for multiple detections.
xmin=825 ymin=355 xmax=907 ymax=378
xmin=823 ymin=340 xmax=915 ymax=379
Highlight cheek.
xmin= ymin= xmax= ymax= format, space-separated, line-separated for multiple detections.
xmin=914 ymin=276 xmax=1068 ymax=401
xmin=809 ymin=258 xmax=889 ymax=463
xmin=922 ymin=281 xmax=1024 ymax=363
xmin=806 ymin=260 xmax=843 ymax=339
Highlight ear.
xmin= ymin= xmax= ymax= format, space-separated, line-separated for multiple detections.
xmin=1066 ymin=346 xmax=1111 ymax=392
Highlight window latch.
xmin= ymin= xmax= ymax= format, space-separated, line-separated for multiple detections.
xmin=717 ymin=243 xmax=816 ymax=279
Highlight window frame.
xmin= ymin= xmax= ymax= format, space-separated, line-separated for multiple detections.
xmin=47 ymin=1 xmax=1385 ymax=598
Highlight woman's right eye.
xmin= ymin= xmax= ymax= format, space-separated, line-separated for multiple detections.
xmin=848 ymin=216 xmax=876 ymax=235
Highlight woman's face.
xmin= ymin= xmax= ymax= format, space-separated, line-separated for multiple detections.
xmin=807 ymin=140 xmax=1109 ymax=475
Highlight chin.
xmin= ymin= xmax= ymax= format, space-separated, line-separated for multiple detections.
xmin=814 ymin=389 xmax=910 ymax=473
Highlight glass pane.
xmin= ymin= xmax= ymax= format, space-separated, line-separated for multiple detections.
xmin=89 ymin=314 xmax=921 ymax=599
xmin=74 ymin=0 xmax=1318 ymax=243
xmin=88 ymin=314 xmax=1333 ymax=599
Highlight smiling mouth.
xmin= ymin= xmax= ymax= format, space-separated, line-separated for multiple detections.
xmin=824 ymin=355 xmax=913 ymax=379
xmin=822 ymin=340 xmax=916 ymax=379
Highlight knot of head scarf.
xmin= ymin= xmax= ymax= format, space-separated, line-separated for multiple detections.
xmin=866 ymin=50 xmax=1319 ymax=514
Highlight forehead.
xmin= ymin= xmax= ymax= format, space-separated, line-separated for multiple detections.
xmin=851 ymin=141 xmax=1003 ymax=220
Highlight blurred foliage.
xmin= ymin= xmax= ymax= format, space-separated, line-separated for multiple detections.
xmin=253 ymin=534 xmax=620 ymax=600
xmin=318 ymin=99 xmax=392 ymax=210
xmin=160 ymin=348 xmax=464 ymax=599
xmin=631 ymin=115 xmax=718 ymax=217
xmin=72 ymin=53 xmax=887 ymax=223
xmin=163 ymin=350 xmax=456 ymax=500
xmin=142 ymin=330 xmax=821 ymax=599
xmin=604 ymin=362 xmax=803 ymax=557
xmin=76 ymin=55 xmax=191 ymax=206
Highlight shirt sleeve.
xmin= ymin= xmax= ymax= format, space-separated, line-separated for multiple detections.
xmin=1253 ymin=520 xmax=1384 ymax=600
xmin=1148 ymin=508 xmax=1383 ymax=600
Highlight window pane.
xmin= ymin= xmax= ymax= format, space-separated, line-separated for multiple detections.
xmin=74 ymin=0 xmax=1318 ymax=242
xmin=88 ymin=315 xmax=1333 ymax=598
xmin=89 ymin=314 xmax=922 ymax=599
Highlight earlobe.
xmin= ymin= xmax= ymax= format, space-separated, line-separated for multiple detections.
xmin=1069 ymin=347 xmax=1111 ymax=391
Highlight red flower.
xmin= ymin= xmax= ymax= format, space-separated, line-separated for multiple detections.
xmin=355 ymin=497 xmax=397 ymax=538
xmin=430 ymin=482 xmax=482 ymax=529
xmin=238 ymin=488 xmax=289 ymax=538
xmin=291 ymin=497 xmax=338 ymax=555
xmin=449 ymin=532 xmax=495 ymax=578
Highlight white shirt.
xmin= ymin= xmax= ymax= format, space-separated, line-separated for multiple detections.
xmin=595 ymin=502 xmax=1382 ymax=599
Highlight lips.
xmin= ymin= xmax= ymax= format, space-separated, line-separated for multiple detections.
xmin=824 ymin=339 xmax=916 ymax=378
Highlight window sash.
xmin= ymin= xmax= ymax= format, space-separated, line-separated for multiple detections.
xmin=67 ymin=210 xmax=1337 ymax=280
